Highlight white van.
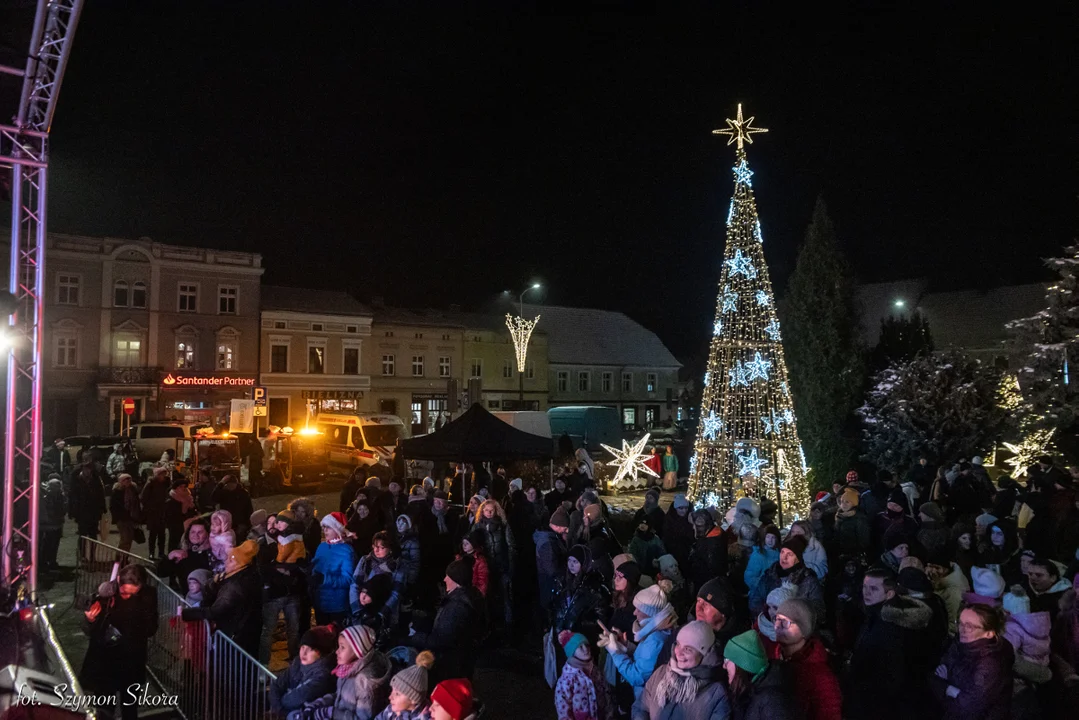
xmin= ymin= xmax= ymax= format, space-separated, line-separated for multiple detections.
xmin=314 ymin=413 xmax=408 ymax=469
xmin=125 ymin=422 xmax=214 ymax=464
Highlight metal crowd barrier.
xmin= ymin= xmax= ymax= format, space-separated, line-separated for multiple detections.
xmin=206 ymin=632 xmax=276 ymax=720
xmin=73 ymin=536 xmax=153 ymax=611
xmin=143 ymin=570 xmax=213 ymax=720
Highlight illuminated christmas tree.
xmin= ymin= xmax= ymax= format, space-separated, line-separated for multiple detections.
xmin=687 ymin=104 xmax=811 ymax=523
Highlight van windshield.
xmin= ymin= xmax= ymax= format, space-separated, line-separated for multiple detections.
xmin=361 ymin=424 xmax=401 ymax=448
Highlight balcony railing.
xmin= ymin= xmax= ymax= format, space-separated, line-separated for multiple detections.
xmin=96 ymin=366 xmax=162 ymax=385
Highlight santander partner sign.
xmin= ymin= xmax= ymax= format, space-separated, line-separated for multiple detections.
xmin=161 ymin=373 xmax=256 ymax=388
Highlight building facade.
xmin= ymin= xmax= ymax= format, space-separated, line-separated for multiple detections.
xmin=259 ymin=286 xmax=373 ymax=429
xmin=42 ymin=234 xmax=262 ymax=439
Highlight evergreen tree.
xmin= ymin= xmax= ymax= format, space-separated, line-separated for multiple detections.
xmin=1006 ymin=244 xmax=1079 ymax=434
xmin=871 ymin=311 xmax=934 ymax=369
xmin=858 ymin=351 xmax=1005 ymax=471
xmin=781 ymin=197 xmax=865 ymax=490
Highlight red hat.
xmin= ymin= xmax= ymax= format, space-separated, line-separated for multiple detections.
xmin=431 ymin=678 xmax=473 ymax=720
xmin=321 ymin=511 xmax=347 ymax=535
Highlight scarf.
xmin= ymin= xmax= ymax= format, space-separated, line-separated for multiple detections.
xmin=566 ymin=654 xmax=595 ymax=675
xmin=432 ymin=506 xmax=449 ymax=534
xmin=651 ymin=657 xmax=706 ymax=706
xmin=170 ymin=487 xmax=195 ymax=514
xmin=757 ymin=612 xmax=777 ymax=641
xmin=633 ymin=606 xmax=676 ymax=643
xmin=835 ymin=508 xmax=857 ymax=524
xmin=333 ymin=658 xmax=361 ymax=679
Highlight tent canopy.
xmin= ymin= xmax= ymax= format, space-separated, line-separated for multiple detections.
xmin=400 ymin=403 xmax=553 ymax=462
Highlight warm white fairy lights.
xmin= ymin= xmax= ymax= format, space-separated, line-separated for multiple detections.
xmin=505 ymin=313 xmax=540 ymax=373
xmin=601 ymin=434 xmax=660 ymax=488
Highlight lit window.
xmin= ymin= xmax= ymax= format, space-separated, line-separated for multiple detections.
xmin=412 ymin=355 xmax=425 ymax=377
xmin=602 ymin=372 xmax=613 ymax=392
xmin=556 ymin=371 xmax=568 ymax=392
xmin=623 ymin=407 xmax=637 ymax=426
xmin=217 ymin=342 xmax=235 ymax=370
xmin=57 ymin=274 xmax=80 ymax=305
xmin=439 ymin=356 xmax=451 ymax=378
xmin=470 ymin=359 xmax=482 ymax=379
xmin=131 ymin=281 xmax=147 ymax=309
xmin=382 ymin=354 xmax=395 ymax=376
xmin=647 ymin=372 xmax=658 ymax=393
xmin=113 ymin=338 xmax=142 ymax=367
xmin=55 ymin=336 xmax=78 ymax=367
xmin=308 ymin=345 xmax=325 ymax=374
xmin=178 ymin=283 xmax=198 ymax=313
xmin=578 ymin=371 xmax=590 ymax=392
xmin=113 ymin=280 xmax=129 ymax=307
xmin=176 ymin=340 xmax=196 ymax=369
xmin=218 ymin=287 xmax=238 ymax=314
xmin=502 ymin=359 xmax=513 ymax=379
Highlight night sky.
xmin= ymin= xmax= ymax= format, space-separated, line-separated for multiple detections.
xmin=7 ymin=1 xmax=1079 ymax=359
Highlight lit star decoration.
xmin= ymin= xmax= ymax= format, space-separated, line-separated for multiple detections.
xmin=781 ymin=381 xmax=790 ymax=396
xmin=764 ymin=319 xmax=781 ymax=341
xmin=721 ymin=286 xmax=738 ymax=313
xmin=689 ymin=454 xmax=698 ymax=477
xmin=782 ymin=409 xmax=794 ymax=425
xmin=761 ymin=409 xmax=785 ymax=436
xmin=732 ymin=159 xmax=753 ymax=187
xmin=756 ymin=291 xmax=770 ymax=306
xmin=601 ymin=434 xmax=660 ymax=488
xmin=1002 ymin=429 xmax=1056 ymax=477
xmin=744 ymin=352 xmax=772 ymax=382
xmin=728 ymin=362 xmax=748 ymax=388
xmin=725 ymin=248 xmax=757 ymax=279
xmin=727 ymin=200 xmax=735 ymax=226
xmin=713 ymin=320 xmax=723 ymax=336
xmin=712 ymin=102 xmax=768 ymax=151
xmin=694 ymin=490 xmax=719 ymax=511
xmin=736 ymin=447 xmax=769 ymax=477
xmin=704 ymin=371 xmax=711 ymax=388
xmin=754 ymin=220 xmax=763 ymax=244
xmin=702 ymin=411 xmax=723 ymax=440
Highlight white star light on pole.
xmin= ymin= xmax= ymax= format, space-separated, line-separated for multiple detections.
xmin=744 ymin=351 xmax=772 ymax=381
xmin=736 ymin=447 xmax=769 ymax=477
xmin=701 ymin=411 xmax=723 ymax=440
xmin=721 ymin=286 xmax=738 ymax=313
xmin=601 ymin=434 xmax=660 ymax=486
xmin=732 ymin=159 xmax=754 ymax=186
xmin=724 ymin=248 xmax=757 ymax=279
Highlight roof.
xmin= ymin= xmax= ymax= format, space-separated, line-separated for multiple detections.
xmin=520 ymin=303 xmax=681 ymax=368
xmin=400 ymin=403 xmax=553 ymax=461
xmin=261 ymin=285 xmax=370 ymax=316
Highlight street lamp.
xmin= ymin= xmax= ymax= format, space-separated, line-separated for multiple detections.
xmin=894 ymin=299 xmax=905 ymax=308
xmin=506 ymin=284 xmax=542 ymax=404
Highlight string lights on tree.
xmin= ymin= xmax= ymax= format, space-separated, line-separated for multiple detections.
xmin=688 ymin=103 xmax=812 ymax=523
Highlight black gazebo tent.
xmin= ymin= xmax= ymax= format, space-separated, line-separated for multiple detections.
xmin=400 ymin=403 xmax=553 ymax=462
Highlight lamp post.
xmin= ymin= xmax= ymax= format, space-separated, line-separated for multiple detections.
xmin=506 ymin=284 xmax=542 ymax=405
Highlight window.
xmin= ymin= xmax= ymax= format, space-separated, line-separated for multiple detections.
xmin=645 ymin=406 xmax=659 ymax=425
xmin=274 ymin=320 xmax=286 ymax=329
xmin=113 ymin=338 xmax=142 ymax=367
xmin=178 ymin=283 xmax=198 ymax=313
xmin=312 ymin=323 xmax=323 ymax=332
xmin=138 ymin=426 xmax=184 ymax=439
xmin=217 ymin=341 xmax=235 ymax=370
xmin=337 ymin=347 xmax=357 ymax=375
xmin=488 ymin=400 xmax=501 ymax=409
xmin=647 ymin=372 xmax=658 ymax=393
xmin=384 ymin=331 xmax=394 ymax=337
xmin=308 ymin=344 xmax=325 ymax=374
xmin=218 ymin=286 xmax=238 ymax=314
xmin=442 ymin=334 xmax=451 ymax=341
xmin=526 ymin=360 xmax=535 ymax=380
xmin=347 ymin=325 xmax=358 ymax=334
xmin=602 ymin=372 xmax=613 ymax=392
xmin=379 ymin=399 xmax=398 ymax=415
xmin=623 ymin=407 xmax=637 ymax=426
xmin=439 ymin=356 xmax=451 ymax=378
xmin=578 ymin=371 xmax=590 ymax=392
xmin=470 ymin=358 xmax=482 ymax=379
xmin=54 ymin=335 xmax=78 ymax=367
xmin=502 ymin=359 xmax=513 ymax=379
xmin=412 ymin=355 xmax=425 ymax=377
xmin=131 ymin=281 xmax=147 ymax=308
xmin=176 ymin=340 xmax=196 ymax=369
xmin=113 ymin=280 xmax=129 ymax=307
xmin=57 ymin=274 xmax=80 ymax=305
xmin=557 ymin=371 xmax=568 ymax=392
xmin=622 ymin=372 xmax=633 ymax=392
xmin=415 ymin=333 xmax=423 ymax=339
xmin=270 ymin=344 xmax=289 ymax=373
xmin=382 ymin=354 xmax=395 ymax=376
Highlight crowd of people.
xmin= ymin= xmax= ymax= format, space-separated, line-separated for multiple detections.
xmin=67 ymin=440 xmax=1079 ymax=720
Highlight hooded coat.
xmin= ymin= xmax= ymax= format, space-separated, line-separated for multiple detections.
xmin=1002 ymin=610 xmax=1051 ymax=668
xmin=783 ymin=636 xmax=842 ymax=720
xmin=269 ymin=655 xmax=336 ymax=714
xmin=743 ymin=548 xmax=779 ymax=597
xmin=310 ymin=540 xmax=358 ymax=615
xmin=631 ymin=656 xmax=731 ymax=720
xmin=409 ymin=585 xmax=486 ymax=684
xmin=312 ymin=650 xmax=392 ymax=720
xmin=687 ymin=527 xmax=728 ymax=593
xmin=181 ymin=564 xmax=262 ymax=657
xmin=749 ymin=564 xmax=825 ymax=623
xmin=930 ymin=636 xmax=1014 ymax=720
xmin=534 ymin=527 xmax=567 ymax=612
xmin=552 ymin=550 xmax=612 ymax=643
xmin=933 ymin=563 xmax=970 ymax=634
xmin=611 ymin=607 xmax=678 ymax=699
xmin=832 ymin=507 xmax=871 ymax=557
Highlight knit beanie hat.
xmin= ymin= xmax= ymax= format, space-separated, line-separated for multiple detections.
xmin=781 ymin=535 xmax=808 ymax=563
xmin=724 ymin=630 xmax=769 ymax=681
xmin=657 ymin=554 xmax=679 ymax=577
xmin=975 ymin=512 xmax=998 ymax=530
xmin=883 ymin=525 xmax=910 ymax=552
xmin=612 ymin=552 xmax=636 ymax=569
xmin=673 ymin=493 xmax=691 ymax=509
xmin=616 ymin=560 xmax=642 ymax=588
xmin=510 ymin=478 xmax=523 ymax=492
xmin=186 ymin=568 xmax=213 ymax=591
xmin=919 ymin=502 xmax=945 ymax=524
xmin=697 ymin=577 xmax=735 ymax=618
xmin=340 ymin=624 xmax=376 ymax=659
xmin=898 ymin=567 xmax=934 ymax=595
xmin=321 ymin=511 xmax=347 ymax=535
xmin=583 ymin=503 xmax=603 ymax=525
xmin=766 ymin=583 xmax=798 ymax=610
xmin=971 ymin=566 xmax=1006 ymax=599
xmin=249 ymin=509 xmax=268 ymax=528
xmin=299 ymin=625 xmax=337 ymax=656
xmin=1002 ymin=586 xmax=1030 ymax=615
xmin=360 ymin=572 xmax=393 ymax=609
xmin=738 ymin=522 xmax=758 ymax=547
xmin=569 ymin=545 xmax=590 ymax=567
xmin=364 ymin=477 xmax=382 ymax=489
xmin=840 ymin=487 xmax=860 ymax=507
xmin=676 ymin=621 xmax=715 ymax=657
xmin=734 ymin=496 xmax=761 ymax=520
xmin=431 ymin=678 xmax=473 ymax=720
xmin=776 ymin=598 xmax=815 ymax=637
xmin=227 ymin=540 xmax=259 ymax=569
xmin=632 ymin=584 xmax=671 ymax=617
xmin=550 ymin=506 xmax=571 ymax=529
xmin=446 ymin=558 xmax=473 ymax=589
xmin=391 ymin=651 xmax=435 ymax=707
xmin=558 ymin=630 xmax=588 ymax=660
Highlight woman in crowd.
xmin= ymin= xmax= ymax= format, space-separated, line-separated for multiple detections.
xmin=604 ymin=584 xmax=677 ymax=702
xmin=631 ymin=621 xmax=730 ymax=720
xmin=163 ymin=518 xmax=213 ymax=593
xmin=930 ymin=604 xmax=1014 ymax=720
xmin=474 ymin=499 xmax=516 ymax=629
xmin=743 ymin=525 xmax=780 ymax=595
xmin=787 ymin=520 xmax=828 ymax=580
xmin=553 ymin=544 xmax=611 ymax=643
xmin=724 ymin=630 xmax=796 ymax=720
xmin=748 ymin=536 xmax=825 ymax=623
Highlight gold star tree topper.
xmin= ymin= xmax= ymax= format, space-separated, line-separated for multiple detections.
xmin=712 ymin=103 xmax=768 ymax=150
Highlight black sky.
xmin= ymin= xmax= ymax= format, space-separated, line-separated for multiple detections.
xmin=10 ymin=1 xmax=1079 ymax=358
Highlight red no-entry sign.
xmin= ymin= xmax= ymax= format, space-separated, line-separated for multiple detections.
xmin=122 ymin=397 xmax=135 ymax=415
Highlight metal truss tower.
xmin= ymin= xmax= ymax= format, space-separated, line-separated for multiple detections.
xmin=1 ymin=0 xmax=85 ymax=600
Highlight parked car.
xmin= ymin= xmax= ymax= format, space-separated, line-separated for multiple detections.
xmin=124 ymin=422 xmax=213 ymax=466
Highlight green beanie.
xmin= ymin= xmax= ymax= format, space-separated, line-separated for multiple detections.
xmin=723 ymin=630 xmax=769 ymax=681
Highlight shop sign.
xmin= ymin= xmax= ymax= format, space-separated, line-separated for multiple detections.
xmin=161 ymin=373 xmax=257 ymax=388
xmin=301 ymin=389 xmax=365 ymax=400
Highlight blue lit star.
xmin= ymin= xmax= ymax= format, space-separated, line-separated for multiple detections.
xmin=732 ymin=159 xmax=753 ymax=187
xmin=689 ymin=454 xmax=699 ymax=478
xmin=728 ymin=362 xmax=748 ymax=388
xmin=721 ymin=285 xmax=738 ymax=313
xmin=761 ymin=409 xmax=785 ymax=436
xmin=764 ymin=319 xmax=781 ymax=341
xmin=701 ymin=411 xmax=723 ymax=440
xmin=736 ymin=447 xmax=769 ymax=477
xmin=724 ymin=249 xmax=757 ymax=279
xmin=782 ymin=409 xmax=794 ymax=425
xmin=761 ymin=414 xmax=775 ymax=435
xmin=756 ymin=290 xmax=770 ymax=306
xmin=744 ymin=351 xmax=772 ymax=382
xmin=754 ymin=219 xmax=763 ymax=243
xmin=781 ymin=381 xmax=790 ymax=396
xmin=713 ymin=319 xmax=723 ymax=336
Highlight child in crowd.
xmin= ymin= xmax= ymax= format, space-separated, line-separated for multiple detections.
xmin=276 ymin=509 xmax=308 ymax=563
xmin=184 ymin=568 xmax=213 ymax=607
xmin=311 ymin=512 xmax=358 ymax=626
xmin=426 ymin=678 xmax=479 ymax=720
xmin=458 ymin=531 xmax=490 ymax=597
xmin=269 ymin=626 xmax=337 ymax=717
xmin=554 ymin=631 xmax=610 ymax=720
xmin=306 ymin=624 xmax=392 ymax=720
xmin=208 ymin=509 xmax=235 ymax=574
xmin=374 ymin=651 xmax=434 ymax=719
xmin=1002 ymin=585 xmax=1052 ymax=684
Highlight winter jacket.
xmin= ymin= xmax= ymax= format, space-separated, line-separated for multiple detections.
xmin=749 ymin=564 xmax=825 ymax=623
xmin=535 ymin=529 xmax=568 ymax=612
xmin=1027 ymin=576 xmax=1070 ymax=622
xmin=139 ymin=477 xmax=170 ymax=527
xmin=832 ymin=508 xmax=871 ymax=557
xmin=80 ymin=584 xmax=159 ymax=694
xmin=661 ymin=508 xmax=696 ymax=570
xmin=743 ymin=548 xmax=779 ymax=596
xmin=397 ymin=530 xmax=422 ymax=588
xmin=553 ymin=570 xmax=612 ymax=643
xmin=555 ymin=661 xmax=610 ymax=720
xmin=41 ymin=480 xmax=66 ymax=531
xmin=844 ymin=596 xmax=934 ymax=720
xmin=611 ymin=608 xmax=677 ymax=699
xmin=730 ymin=662 xmax=796 ymax=720
xmin=310 ymin=541 xmax=357 ymax=615
xmin=475 ymin=516 xmax=515 ymax=576
xmin=688 ymin=528 xmax=728 ymax=593
xmin=801 ymin=537 xmax=828 ymax=581
xmin=628 ymin=532 xmax=667 ymax=574
xmin=661 ymin=453 xmax=679 ymax=475
xmin=350 ymin=552 xmax=407 ymax=624
xmin=270 ymin=655 xmax=336 ymax=714
xmin=917 ymin=520 xmax=951 ymax=560
xmin=933 ymin=563 xmax=970 ymax=634
xmin=930 ymin=637 xmax=1014 ymax=720
xmin=631 ymin=658 xmax=730 ymax=720
xmin=409 ymin=586 xmax=485 ymax=684
xmin=784 ymin=637 xmax=842 ymax=720
xmin=309 ymin=650 xmax=392 ymax=720
xmin=1003 ymin=611 xmax=1051 ymax=667
xmin=106 ymin=452 xmax=126 ymax=478
xmin=109 ymin=482 xmax=141 ymax=523
xmin=182 ymin=564 xmax=262 ymax=657
xmin=466 ymin=552 xmax=490 ymax=596
xmin=634 ymin=506 xmax=667 ymax=538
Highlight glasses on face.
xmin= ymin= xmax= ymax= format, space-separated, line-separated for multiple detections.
xmin=957 ymin=622 xmax=985 ymax=632
xmin=775 ymin=617 xmax=793 ymax=629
